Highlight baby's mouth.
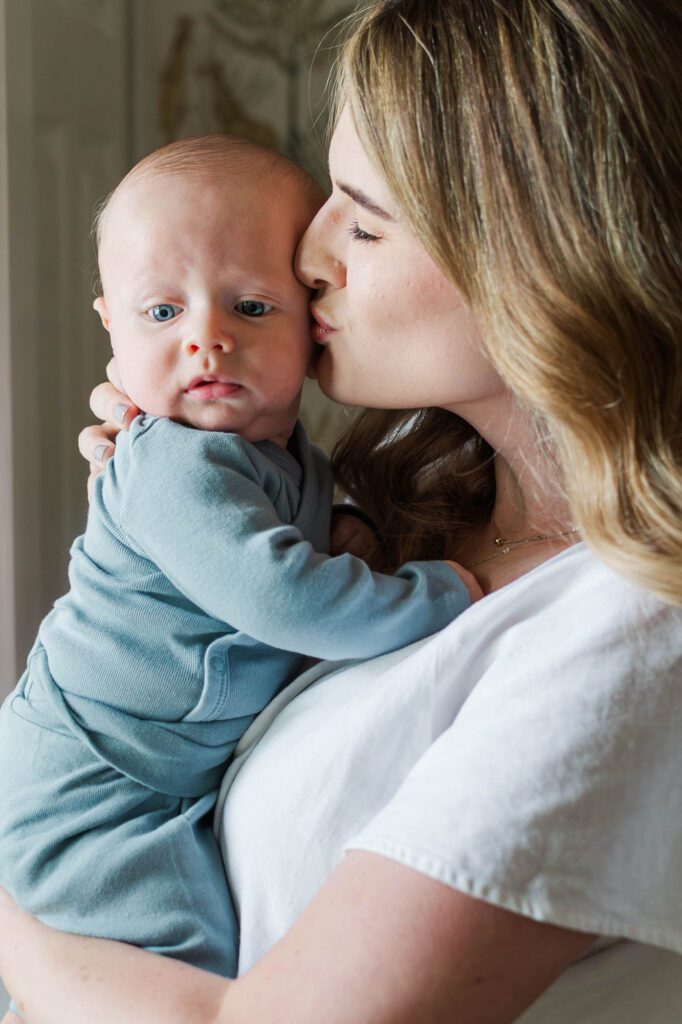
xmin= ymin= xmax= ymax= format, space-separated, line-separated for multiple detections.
xmin=184 ymin=375 xmax=242 ymax=400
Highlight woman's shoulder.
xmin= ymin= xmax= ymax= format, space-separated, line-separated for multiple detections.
xmin=346 ymin=545 xmax=682 ymax=957
xmin=452 ymin=542 xmax=681 ymax=684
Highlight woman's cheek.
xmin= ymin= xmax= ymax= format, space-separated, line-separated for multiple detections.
xmin=316 ymin=348 xmax=364 ymax=405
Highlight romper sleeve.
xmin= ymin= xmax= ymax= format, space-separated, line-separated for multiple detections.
xmin=118 ymin=417 xmax=470 ymax=661
xmin=347 ymin=562 xmax=682 ymax=955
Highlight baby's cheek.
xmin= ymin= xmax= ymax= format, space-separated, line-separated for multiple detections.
xmin=119 ymin=357 xmax=176 ymax=418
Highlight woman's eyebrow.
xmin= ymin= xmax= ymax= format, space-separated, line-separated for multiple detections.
xmin=336 ymin=181 xmax=396 ymax=222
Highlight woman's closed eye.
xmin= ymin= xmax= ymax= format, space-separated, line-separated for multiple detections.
xmin=235 ymin=299 xmax=274 ymax=317
xmin=146 ymin=303 xmax=183 ymax=322
xmin=348 ymin=220 xmax=382 ymax=243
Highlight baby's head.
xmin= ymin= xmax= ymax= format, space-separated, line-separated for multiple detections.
xmin=93 ymin=135 xmax=324 ymax=445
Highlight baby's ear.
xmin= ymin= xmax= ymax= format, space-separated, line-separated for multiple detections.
xmin=93 ymin=296 xmax=111 ymax=332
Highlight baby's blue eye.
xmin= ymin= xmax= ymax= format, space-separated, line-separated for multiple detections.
xmin=149 ymin=304 xmax=181 ymax=322
xmin=235 ymin=300 xmax=272 ymax=317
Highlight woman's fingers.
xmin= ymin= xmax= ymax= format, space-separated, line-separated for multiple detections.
xmin=105 ymin=355 xmax=129 ymax=394
xmin=78 ymin=423 xmax=118 ymax=467
xmin=89 ymin=380 xmax=139 ymax=430
xmin=81 ymin=359 xmax=138 ymax=502
xmin=87 ymin=470 xmax=99 ymax=504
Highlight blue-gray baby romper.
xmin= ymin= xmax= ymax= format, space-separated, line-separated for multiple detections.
xmin=0 ymin=415 xmax=468 ymax=978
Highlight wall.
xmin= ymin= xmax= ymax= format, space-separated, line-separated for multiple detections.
xmin=0 ymin=0 xmax=357 ymax=695
xmin=131 ymin=0 xmax=357 ymax=450
xmin=0 ymin=0 xmax=130 ymax=691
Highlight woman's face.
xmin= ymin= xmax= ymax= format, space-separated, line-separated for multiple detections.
xmin=295 ymin=106 xmax=505 ymax=414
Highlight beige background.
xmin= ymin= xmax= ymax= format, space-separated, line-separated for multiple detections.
xmin=0 ymin=0 xmax=355 ymax=700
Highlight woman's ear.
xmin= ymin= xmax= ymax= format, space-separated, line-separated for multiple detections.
xmin=93 ymin=296 xmax=111 ymax=332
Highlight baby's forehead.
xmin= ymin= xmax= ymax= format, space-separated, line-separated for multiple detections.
xmin=115 ymin=163 xmax=259 ymax=209
xmin=102 ymin=160 xmax=309 ymax=240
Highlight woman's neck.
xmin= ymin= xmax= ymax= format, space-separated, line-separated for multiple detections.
xmin=448 ymin=396 xmax=580 ymax=594
xmin=468 ymin=392 xmax=574 ymax=535
xmin=491 ymin=448 xmax=575 ymax=538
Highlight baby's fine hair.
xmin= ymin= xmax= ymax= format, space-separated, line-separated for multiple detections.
xmin=92 ymin=134 xmax=322 ymax=275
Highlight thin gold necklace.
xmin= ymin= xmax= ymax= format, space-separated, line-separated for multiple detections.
xmin=465 ymin=517 xmax=580 ymax=569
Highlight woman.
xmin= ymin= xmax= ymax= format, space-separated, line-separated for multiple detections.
xmin=1 ymin=1 xmax=680 ymax=1021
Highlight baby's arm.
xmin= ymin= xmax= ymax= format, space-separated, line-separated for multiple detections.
xmin=330 ymin=506 xmax=383 ymax=569
xmin=117 ymin=420 xmax=474 ymax=662
xmin=330 ymin=508 xmax=482 ymax=602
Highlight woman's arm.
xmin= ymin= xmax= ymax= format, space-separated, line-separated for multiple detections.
xmin=1 ymin=854 xmax=593 ymax=1024
xmin=0 ymin=888 xmax=227 ymax=1024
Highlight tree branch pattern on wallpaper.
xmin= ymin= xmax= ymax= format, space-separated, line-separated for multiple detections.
xmin=158 ymin=0 xmax=356 ymax=183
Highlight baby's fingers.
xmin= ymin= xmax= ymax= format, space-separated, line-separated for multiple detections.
xmin=443 ymin=560 xmax=485 ymax=603
xmin=330 ymin=513 xmax=382 ymax=569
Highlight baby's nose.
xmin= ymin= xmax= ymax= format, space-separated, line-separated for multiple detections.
xmin=184 ymin=336 xmax=233 ymax=356
xmin=184 ymin=308 xmax=235 ymax=355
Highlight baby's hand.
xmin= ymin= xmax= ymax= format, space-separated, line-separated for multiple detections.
xmin=443 ymin=560 xmax=484 ymax=603
xmin=78 ymin=357 xmax=140 ymax=500
xmin=330 ymin=509 xmax=383 ymax=570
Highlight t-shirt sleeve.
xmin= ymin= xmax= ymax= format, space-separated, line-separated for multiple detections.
xmin=347 ymin=588 xmax=682 ymax=954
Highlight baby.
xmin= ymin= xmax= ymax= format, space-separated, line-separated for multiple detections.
xmin=0 ymin=136 xmax=477 ymax=981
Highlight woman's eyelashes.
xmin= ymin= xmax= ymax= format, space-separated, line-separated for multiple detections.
xmin=348 ymin=221 xmax=382 ymax=243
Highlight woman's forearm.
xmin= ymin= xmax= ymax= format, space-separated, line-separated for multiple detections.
xmin=2 ymin=854 xmax=593 ymax=1024
xmin=0 ymin=892 xmax=229 ymax=1024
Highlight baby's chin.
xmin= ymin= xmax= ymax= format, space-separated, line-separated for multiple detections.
xmin=167 ymin=407 xmax=246 ymax=434
xmin=169 ymin=405 xmax=298 ymax=444
xmin=127 ymin=394 xmax=227 ymax=430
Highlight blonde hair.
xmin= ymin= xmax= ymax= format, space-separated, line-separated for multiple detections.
xmin=93 ymin=134 xmax=323 ymax=292
xmin=333 ymin=0 xmax=682 ymax=604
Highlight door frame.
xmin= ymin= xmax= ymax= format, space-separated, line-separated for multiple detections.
xmin=0 ymin=0 xmax=42 ymax=695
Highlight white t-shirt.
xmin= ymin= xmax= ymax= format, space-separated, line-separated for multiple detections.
xmin=216 ymin=543 xmax=682 ymax=1021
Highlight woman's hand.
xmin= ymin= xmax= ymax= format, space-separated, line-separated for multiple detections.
xmin=78 ymin=358 xmax=139 ymax=499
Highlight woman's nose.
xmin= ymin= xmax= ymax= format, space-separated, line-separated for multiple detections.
xmin=295 ymin=203 xmax=346 ymax=290
xmin=183 ymin=307 xmax=235 ymax=356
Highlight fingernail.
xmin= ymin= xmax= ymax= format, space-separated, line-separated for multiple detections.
xmin=114 ymin=403 xmax=130 ymax=424
xmin=93 ymin=443 xmax=112 ymax=464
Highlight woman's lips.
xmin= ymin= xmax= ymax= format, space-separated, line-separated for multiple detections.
xmin=311 ymin=308 xmax=336 ymax=344
xmin=184 ymin=377 xmax=242 ymax=400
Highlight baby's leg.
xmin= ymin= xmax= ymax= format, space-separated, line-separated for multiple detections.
xmin=0 ymin=700 xmax=237 ymax=979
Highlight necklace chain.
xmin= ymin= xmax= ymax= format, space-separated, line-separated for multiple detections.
xmin=465 ymin=517 xmax=580 ymax=569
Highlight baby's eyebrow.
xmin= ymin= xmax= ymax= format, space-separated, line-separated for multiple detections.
xmin=336 ymin=182 xmax=396 ymax=222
